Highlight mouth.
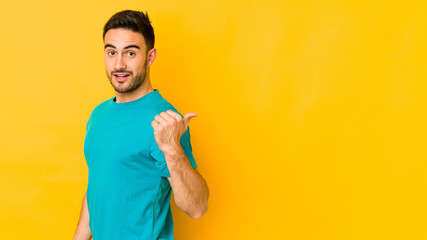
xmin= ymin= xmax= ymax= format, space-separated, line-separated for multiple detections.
xmin=113 ymin=72 xmax=130 ymax=83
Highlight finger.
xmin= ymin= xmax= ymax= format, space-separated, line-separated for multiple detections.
xmin=183 ymin=112 xmax=197 ymax=129
xmin=151 ymin=119 xmax=160 ymax=129
xmin=160 ymin=111 xmax=176 ymax=123
xmin=166 ymin=110 xmax=182 ymax=121
xmin=154 ymin=115 xmax=167 ymax=125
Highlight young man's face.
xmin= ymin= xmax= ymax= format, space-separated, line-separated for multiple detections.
xmin=103 ymin=28 xmax=149 ymax=94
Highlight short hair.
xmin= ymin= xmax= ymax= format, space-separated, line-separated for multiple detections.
xmin=103 ymin=10 xmax=155 ymax=51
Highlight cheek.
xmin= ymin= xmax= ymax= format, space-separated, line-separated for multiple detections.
xmin=104 ymin=59 xmax=114 ymax=72
xmin=131 ymin=58 xmax=146 ymax=73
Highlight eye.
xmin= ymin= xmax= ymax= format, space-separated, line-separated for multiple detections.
xmin=127 ymin=52 xmax=136 ymax=57
xmin=107 ymin=51 xmax=116 ymax=56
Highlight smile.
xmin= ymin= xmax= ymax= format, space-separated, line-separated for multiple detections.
xmin=113 ymin=73 xmax=130 ymax=82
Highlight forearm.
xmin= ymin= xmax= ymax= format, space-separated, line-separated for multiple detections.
xmin=164 ymin=147 xmax=209 ymax=219
xmin=73 ymin=192 xmax=92 ymax=240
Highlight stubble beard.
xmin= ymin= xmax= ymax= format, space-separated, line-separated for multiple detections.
xmin=108 ymin=62 xmax=147 ymax=94
xmin=109 ymin=73 xmax=145 ymax=93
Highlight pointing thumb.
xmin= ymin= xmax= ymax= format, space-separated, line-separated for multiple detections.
xmin=183 ymin=112 xmax=197 ymax=130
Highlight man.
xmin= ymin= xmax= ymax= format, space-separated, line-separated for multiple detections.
xmin=73 ymin=10 xmax=209 ymax=240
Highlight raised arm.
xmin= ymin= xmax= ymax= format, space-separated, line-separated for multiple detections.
xmin=73 ymin=192 xmax=92 ymax=240
xmin=152 ymin=110 xmax=209 ymax=219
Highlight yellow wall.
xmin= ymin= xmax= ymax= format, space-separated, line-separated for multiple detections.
xmin=1 ymin=0 xmax=426 ymax=239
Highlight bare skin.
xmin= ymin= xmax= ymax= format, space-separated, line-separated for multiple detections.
xmin=73 ymin=28 xmax=209 ymax=239
xmin=72 ymin=193 xmax=91 ymax=240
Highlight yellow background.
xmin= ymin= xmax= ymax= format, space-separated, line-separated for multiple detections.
xmin=0 ymin=0 xmax=426 ymax=239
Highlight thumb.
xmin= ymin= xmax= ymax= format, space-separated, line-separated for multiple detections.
xmin=183 ymin=112 xmax=198 ymax=130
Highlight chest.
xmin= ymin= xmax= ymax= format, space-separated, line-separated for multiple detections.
xmin=83 ymin=109 xmax=157 ymax=176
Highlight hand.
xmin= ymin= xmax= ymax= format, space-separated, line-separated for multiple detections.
xmin=151 ymin=110 xmax=197 ymax=152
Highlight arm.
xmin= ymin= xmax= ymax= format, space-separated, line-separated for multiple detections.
xmin=73 ymin=192 xmax=92 ymax=240
xmin=152 ymin=110 xmax=209 ymax=219
xmin=165 ymin=147 xmax=209 ymax=219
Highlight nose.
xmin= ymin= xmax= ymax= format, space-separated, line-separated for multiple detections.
xmin=114 ymin=55 xmax=127 ymax=71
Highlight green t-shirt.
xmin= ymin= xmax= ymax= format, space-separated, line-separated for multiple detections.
xmin=84 ymin=89 xmax=197 ymax=240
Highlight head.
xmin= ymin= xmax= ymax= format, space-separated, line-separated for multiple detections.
xmin=103 ymin=10 xmax=156 ymax=94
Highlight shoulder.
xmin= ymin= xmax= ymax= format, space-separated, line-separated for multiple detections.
xmin=90 ymin=97 xmax=114 ymax=114
xmin=148 ymin=92 xmax=183 ymax=117
xmin=86 ymin=97 xmax=115 ymax=125
xmin=85 ymin=97 xmax=114 ymax=130
xmin=95 ymin=97 xmax=114 ymax=110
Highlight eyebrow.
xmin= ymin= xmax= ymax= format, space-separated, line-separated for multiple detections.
xmin=104 ymin=44 xmax=140 ymax=50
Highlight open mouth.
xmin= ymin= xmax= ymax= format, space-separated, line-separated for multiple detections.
xmin=113 ymin=73 xmax=130 ymax=82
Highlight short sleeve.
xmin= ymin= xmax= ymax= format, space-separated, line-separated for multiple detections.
xmin=180 ymin=127 xmax=198 ymax=168
xmin=150 ymin=127 xmax=198 ymax=177
xmin=86 ymin=119 xmax=90 ymax=132
xmin=86 ymin=110 xmax=94 ymax=132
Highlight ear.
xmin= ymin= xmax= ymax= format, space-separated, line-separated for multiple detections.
xmin=147 ymin=48 xmax=157 ymax=67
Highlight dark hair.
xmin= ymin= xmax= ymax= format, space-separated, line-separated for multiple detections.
xmin=103 ymin=10 xmax=155 ymax=51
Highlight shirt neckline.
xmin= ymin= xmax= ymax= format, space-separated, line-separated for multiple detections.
xmin=110 ymin=89 xmax=160 ymax=108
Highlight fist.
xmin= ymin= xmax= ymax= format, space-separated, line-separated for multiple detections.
xmin=151 ymin=110 xmax=197 ymax=152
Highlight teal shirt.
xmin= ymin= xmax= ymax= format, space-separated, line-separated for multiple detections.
xmin=84 ymin=89 xmax=197 ymax=240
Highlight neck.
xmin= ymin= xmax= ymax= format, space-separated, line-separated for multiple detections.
xmin=114 ymin=77 xmax=154 ymax=103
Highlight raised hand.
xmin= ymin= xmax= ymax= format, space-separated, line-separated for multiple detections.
xmin=151 ymin=110 xmax=197 ymax=152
